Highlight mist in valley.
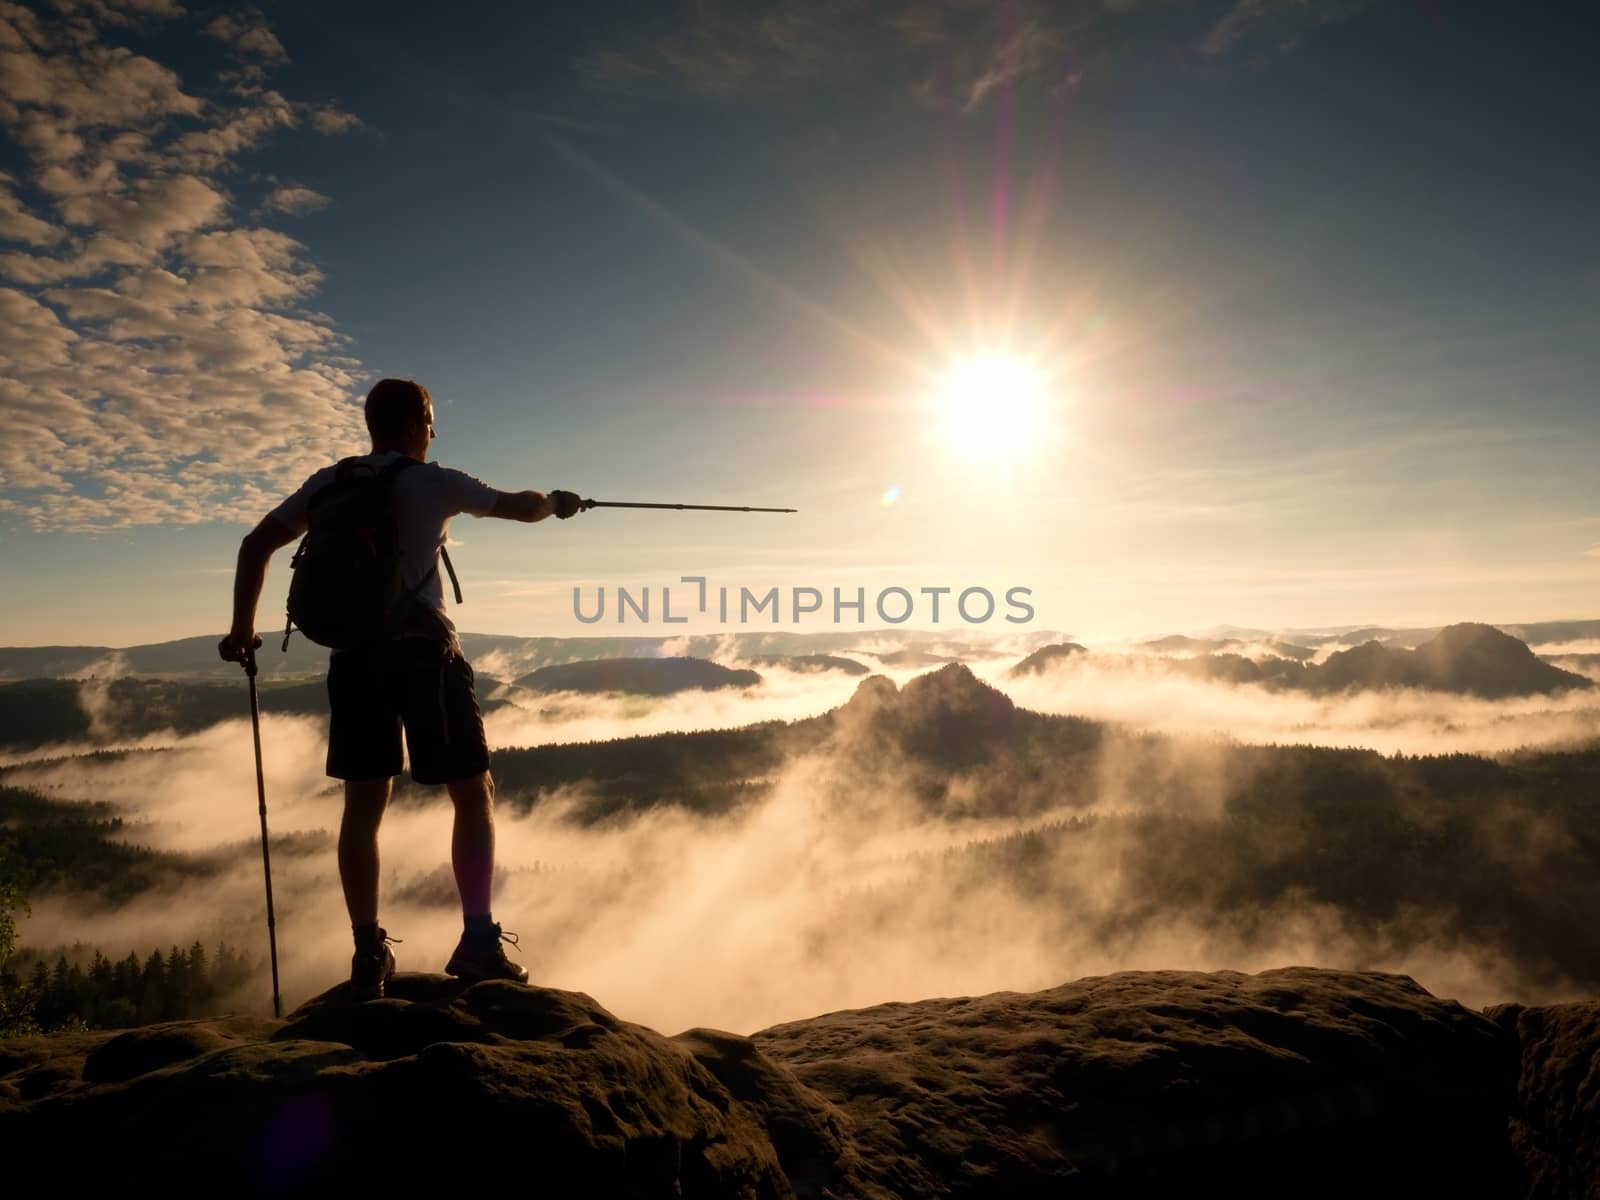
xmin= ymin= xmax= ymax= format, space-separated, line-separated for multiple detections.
xmin=6 ymin=629 xmax=1599 ymax=1036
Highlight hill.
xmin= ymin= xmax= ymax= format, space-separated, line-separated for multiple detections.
xmin=0 ymin=675 xmax=518 ymax=752
xmin=1015 ymin=625 xmax=1593 ymax=698
xmin=0 ymin=630 xmax=1073 ymax=684
xmin=747 ymin=653 xmax=870 ymax=675
xmin=1008 ymin=641 xmax=1088 ymax=676
xmin=5 ymin=966 xmax=1589 ymax=1194
xmin=1312 ymin=622 xmax=1592 ymax=698
xmin=514 ymin=656 xmax=762 ymax=696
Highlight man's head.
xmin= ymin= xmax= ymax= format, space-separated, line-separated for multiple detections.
xmin=365 ymin=378 xmax=436 ymax=460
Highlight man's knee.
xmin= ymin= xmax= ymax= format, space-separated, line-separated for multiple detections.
xmin=343 ymin=778 xmax=391 ymax=823
xmin=447 ymin=770 xmax=494 ymax=806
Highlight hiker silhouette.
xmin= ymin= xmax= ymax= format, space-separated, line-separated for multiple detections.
xmin=219 ymin=378 xmax=583 ymax=999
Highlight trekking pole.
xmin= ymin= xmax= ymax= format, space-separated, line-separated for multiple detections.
xmin=240 ymin=646 xmax=283 ymax=1019
xmin=578 ymin=500 xmax=796 ymax=513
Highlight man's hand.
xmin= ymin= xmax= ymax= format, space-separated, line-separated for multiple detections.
xmin=218 ymin=630 xmax=263 ymax=666
xmin=550 ymin=489 xmax=583 ymax=519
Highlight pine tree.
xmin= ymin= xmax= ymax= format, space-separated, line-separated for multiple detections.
xmin=188 ymin=941 xmax=211 ymax=1008
xmin=66 ymin=961 xmax=86 ymax=1027
xmin=89 ymin=952 xmax=113 ymax=1026
xmin=165 ymin=945 xmax=188 ymax=1019
xmin=0 ymin=832 xmax=27 ymax=975
xmin=138 ymin=949 xmax=165 ymax=1025
xmin=214 ymin=941 xmax=245 ymax=997
xmin=41 ymin=954 xmax=71 ymax=1027
xmin=114 ymin=951 xmax=139 ymax=1004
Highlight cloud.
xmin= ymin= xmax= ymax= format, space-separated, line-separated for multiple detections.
xmin=260 ymin=183 xmax=330 ymax=216
xmin=307 ymin=102 xmax=361 ymax=134
xmin=578 ymin=0 xmax=1375 ymax=108
xmin=53 ymin=0 xmax=187 ymax=23
xmin=166 ymin=86 xmax=296 ymax=170
xmin=578 ymin=0 xmax=1032 ymax=107
xmin=0 ymin=1 xmax=367 ymax=530
xmin=0 ymin=178 xmax=60 ymax=244
xmin=0 ymin=2 xmax=201 ymax=127
xmin=1197 ymin=0 xmax=1375 ymax=60
xmin=204 ymin=11 xmax=288 ymax=63
xmin=985 ymin=653 xmax=1600 ymax=758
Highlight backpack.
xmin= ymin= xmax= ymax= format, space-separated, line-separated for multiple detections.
xmin=281 ymin=456 xmax=462 ymax=651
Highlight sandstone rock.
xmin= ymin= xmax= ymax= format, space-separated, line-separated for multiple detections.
xmin=1 ymin=967 xmax=1584 ymax=1197
xmin=1487 ymin=1000 xmax=1600 ymax=1200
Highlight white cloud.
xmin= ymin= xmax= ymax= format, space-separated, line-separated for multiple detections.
xmin=0 ymin=1 xmax=366 ymax=530
xmin=167 ymin=87 xmax=295 ymax=170
xmin=0 ymin=180 xmax=61 ymax=243
xmin=261 ymin=183 xmax=330 ymax=216
xmin=1198 ymin=0 xmax=1375 ymax=59
xmin=0 ymin=5 xmax=201 ymax=127
xmin=581 ymin=0 xmax=1377 ymax=107
xmin=54 ymin=0 xmax=188 ymax=22
xmin=205 ymin=12 xmax=288 ymax=63
xmin=307 ymin=102 xmax=361 ymax=134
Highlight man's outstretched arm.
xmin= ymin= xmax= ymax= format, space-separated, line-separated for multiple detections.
xmin=219 ymin=515 xmax=299 ymax=663
xmin=488 ymin=489 xmax=583 ymax=522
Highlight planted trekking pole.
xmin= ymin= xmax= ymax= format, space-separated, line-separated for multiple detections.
xmin=578 ymin=499 xmax=797 ymax=513
xmin=240 ymin=645 xmax=283 ymax=1019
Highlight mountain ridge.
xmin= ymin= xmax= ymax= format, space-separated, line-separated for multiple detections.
xmin=1017 ymin=623 xmax=1594 ymax=698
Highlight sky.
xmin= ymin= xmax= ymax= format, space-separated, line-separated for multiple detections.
xmin=1 ymin=0 xmax=1597 ymax=647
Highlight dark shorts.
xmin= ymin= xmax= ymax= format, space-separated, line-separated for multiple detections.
xmin=326 ymin=639 xmax=490 ymax=785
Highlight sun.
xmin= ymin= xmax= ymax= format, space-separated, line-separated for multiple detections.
xmin=935 ymin=356 xmax=1051 ymax=458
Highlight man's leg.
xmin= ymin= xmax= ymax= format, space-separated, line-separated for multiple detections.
xmin=445 ymin=770 xmax=495 ymax=918
xmin=340 ymin=777 xmax=391 ymax=927
xmin=443 ymin=770 xmax=526 ymax=982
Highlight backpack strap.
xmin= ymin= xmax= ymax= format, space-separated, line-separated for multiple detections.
xmin=440 ymin=546 xmax=464 ymax=605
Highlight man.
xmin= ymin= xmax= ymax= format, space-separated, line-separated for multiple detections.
xmin=218 ymin=378 xmax=582 ymax=1000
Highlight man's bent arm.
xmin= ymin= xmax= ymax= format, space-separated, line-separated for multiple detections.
xmin=225 ymin=516 xmax=299 ymax=652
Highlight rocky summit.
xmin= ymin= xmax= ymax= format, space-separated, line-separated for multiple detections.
xmin=1 ymin=967 xmax=1595 ymax=1197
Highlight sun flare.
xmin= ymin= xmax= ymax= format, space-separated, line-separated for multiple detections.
xmin=936 ymin=356 xmax=1051 ymax=458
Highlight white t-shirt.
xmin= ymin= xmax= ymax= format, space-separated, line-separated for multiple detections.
xmin=267 ymin=451 xmax=499 ymax=620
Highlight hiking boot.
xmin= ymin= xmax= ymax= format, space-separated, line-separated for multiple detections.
xmin=349 ymin=929 xmax=399 ymax=1001
xmin=444 ymin=923 xmax=528 ymax=983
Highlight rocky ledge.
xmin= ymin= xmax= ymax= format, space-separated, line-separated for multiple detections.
xmin=1 ymin=967 xmax=1595 ymax=1197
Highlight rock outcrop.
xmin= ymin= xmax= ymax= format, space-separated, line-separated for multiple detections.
xmin=1488 ymin=1000 xmax=1600 ymax=1200
xmin=2 ymin=967 xmax=1595 ymax=1196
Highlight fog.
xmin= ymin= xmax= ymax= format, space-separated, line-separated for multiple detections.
xmin=488 ymin=641 xmax=1600 ymax=761
xmin=480 ymin=661 xmax=881 ymax=750
xmin=10 ymin=639 xmax=1598 ymax=1034
xmin=985 ymin=656 xmax=1600 ymax=757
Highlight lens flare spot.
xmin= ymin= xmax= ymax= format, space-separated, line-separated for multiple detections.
xmin=881 ymin=485 xmax=902 ymax=506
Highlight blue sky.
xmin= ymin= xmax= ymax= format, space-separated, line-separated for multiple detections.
xmin=2 ymin=0 xmax=1597 ymax=645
